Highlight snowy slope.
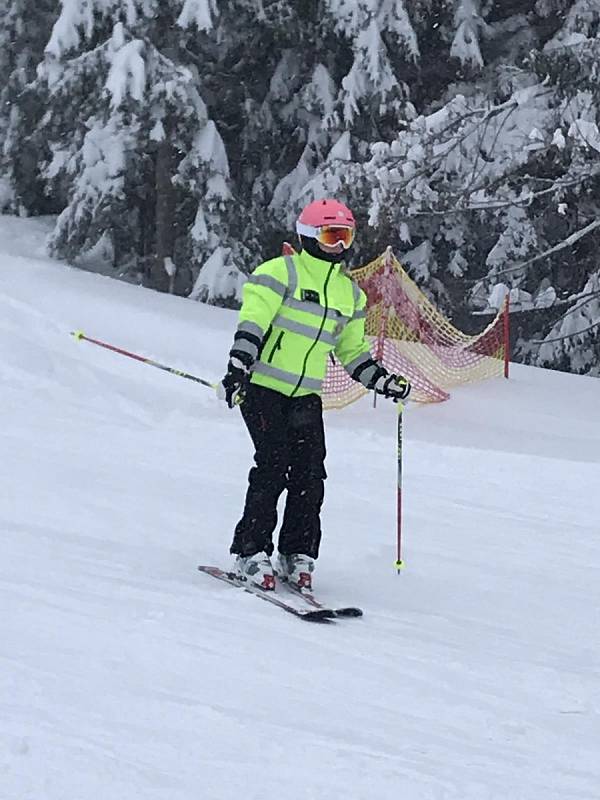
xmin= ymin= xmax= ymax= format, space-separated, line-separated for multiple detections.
xmin=1 ymin=215 xmax=599 ymax=800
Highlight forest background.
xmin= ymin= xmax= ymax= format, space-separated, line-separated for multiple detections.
xmin=2 ymin=0 xmax=600 ymax=376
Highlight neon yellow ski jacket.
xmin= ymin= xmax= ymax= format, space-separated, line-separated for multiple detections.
xmin=230 ymin=250 xmax=378 ymax=398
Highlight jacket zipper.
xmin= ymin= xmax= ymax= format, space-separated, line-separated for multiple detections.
xmin=291 ymin=264 xmax=334 ymax=397
xmin=266 ymin=330 xmax=285 ymax=363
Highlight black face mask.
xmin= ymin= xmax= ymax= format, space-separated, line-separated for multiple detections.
xmin=300 ymin=235 xmax=351 ymax=264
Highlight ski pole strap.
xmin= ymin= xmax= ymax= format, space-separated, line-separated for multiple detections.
xmin=71 ymin=331 xmax=216 ymax=389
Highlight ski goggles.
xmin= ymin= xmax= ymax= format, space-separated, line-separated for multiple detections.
xmin=296 ymin=222 xmax=355 ymax=249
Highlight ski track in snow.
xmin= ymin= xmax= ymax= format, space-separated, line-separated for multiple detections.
xmin=1 ymin=216 xmax=599 ymax=800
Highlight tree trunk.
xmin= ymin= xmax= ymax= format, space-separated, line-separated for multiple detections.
xmin=152 ymin=139 xmax=176 ymax=293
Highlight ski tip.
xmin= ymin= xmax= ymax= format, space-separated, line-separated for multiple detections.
xmin=334 ymin=607 xmax=363 ymax=618
xmin=300 ymin=609 xmax=335 ymax=623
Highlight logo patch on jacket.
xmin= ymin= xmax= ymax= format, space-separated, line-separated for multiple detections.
xmin=301 ymin=289 xmax=320 ymax=304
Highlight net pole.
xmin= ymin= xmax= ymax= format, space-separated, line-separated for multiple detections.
xmin=503 ymin=294 xmax=510 ymax=379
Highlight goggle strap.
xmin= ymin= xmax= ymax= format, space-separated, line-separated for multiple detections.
xmin=296 ymin=222 xmax=319 ymax=237
xmin=296 ymin=222 xmax=354 ymax=237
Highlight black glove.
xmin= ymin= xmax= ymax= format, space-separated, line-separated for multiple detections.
xmin=372 ymin=372 xmax=411 ymax=403
xmin=217 ymin=357 xmax=250 ymax=408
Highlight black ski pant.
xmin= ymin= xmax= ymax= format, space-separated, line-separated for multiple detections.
xmin=230 ymin=384 xmax=327 ymax=560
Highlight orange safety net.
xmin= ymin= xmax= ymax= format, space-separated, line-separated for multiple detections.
xmin=322 ymin=248 xmax=508 ymax=410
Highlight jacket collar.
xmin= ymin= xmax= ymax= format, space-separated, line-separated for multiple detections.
xmin=297 ymin=248 xmax=343 ymax=273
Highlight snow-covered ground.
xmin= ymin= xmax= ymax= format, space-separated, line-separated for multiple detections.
xmin=1 ymin=215 xmax=599 ymax=800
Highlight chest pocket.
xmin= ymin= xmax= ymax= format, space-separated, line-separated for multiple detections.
xmin=279 ymin=255 xmax=357 ymax=341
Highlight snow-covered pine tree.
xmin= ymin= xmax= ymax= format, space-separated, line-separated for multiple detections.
xmin=33 ymin=0 xmax=243 ymax=300
xmin=536 ymin=269 xmax=600 ymax=375
xmin=202 ymin=1 xmax=346 ymax=255
xmin=324 ymin=0 xmax=419 ymax=131
xmin=2 ymin=0 xmax=599 ymax=374
xmin=305 ymin=1 xmax=600 ymax=373
xmin=523 ymin=0 xmax=600 ymax=372
xmin=450 ymin=0 xmax=489 ymax=70
xmin=260 ymin=0 xmax=425 ymax=257
xmin=0 ymin=0 xmax=57 ymax=213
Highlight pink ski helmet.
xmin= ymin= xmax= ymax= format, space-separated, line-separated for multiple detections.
xmin=296 ymin=199 xmax=356 ymax=243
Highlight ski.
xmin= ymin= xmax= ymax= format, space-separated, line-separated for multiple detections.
xmin=281 ymin=581 xmax=363 ymax=618
xmin=198 ymin=566 xmax=335 ymax=623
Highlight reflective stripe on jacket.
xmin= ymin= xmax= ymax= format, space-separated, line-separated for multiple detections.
xmin=231 ymin=250 xmax=375 ymax=398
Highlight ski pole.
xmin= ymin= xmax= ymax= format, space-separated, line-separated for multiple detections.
xmin=70 ymin=331 xmax=216 ymax=389
xmin=394 ymin=401 xmax=405 ymax=574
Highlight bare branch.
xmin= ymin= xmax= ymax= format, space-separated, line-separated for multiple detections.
xmin=408 ymin=168 xmax=600 ymax=219
xmin=535 ymin=290 xmax=600 ymax=332
xmin=462 ymin=103 xmax=516 ymax=199
xmin=533 ymin=317 xmax=600 ymax=345
xmin=490 ymin=219 xmax=600 ymax=279
xmin=471 ymin=288 xmax=600 ymax=316
xmin=381 ymin=92 xmax=550 ymax=196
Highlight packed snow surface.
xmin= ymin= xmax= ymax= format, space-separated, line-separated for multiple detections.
xmin=1 ymin=216 xmax=599 ymax=800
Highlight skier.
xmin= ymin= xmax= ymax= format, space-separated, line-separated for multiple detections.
xmin=218 ymin=199 xmax=411 ymax=591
